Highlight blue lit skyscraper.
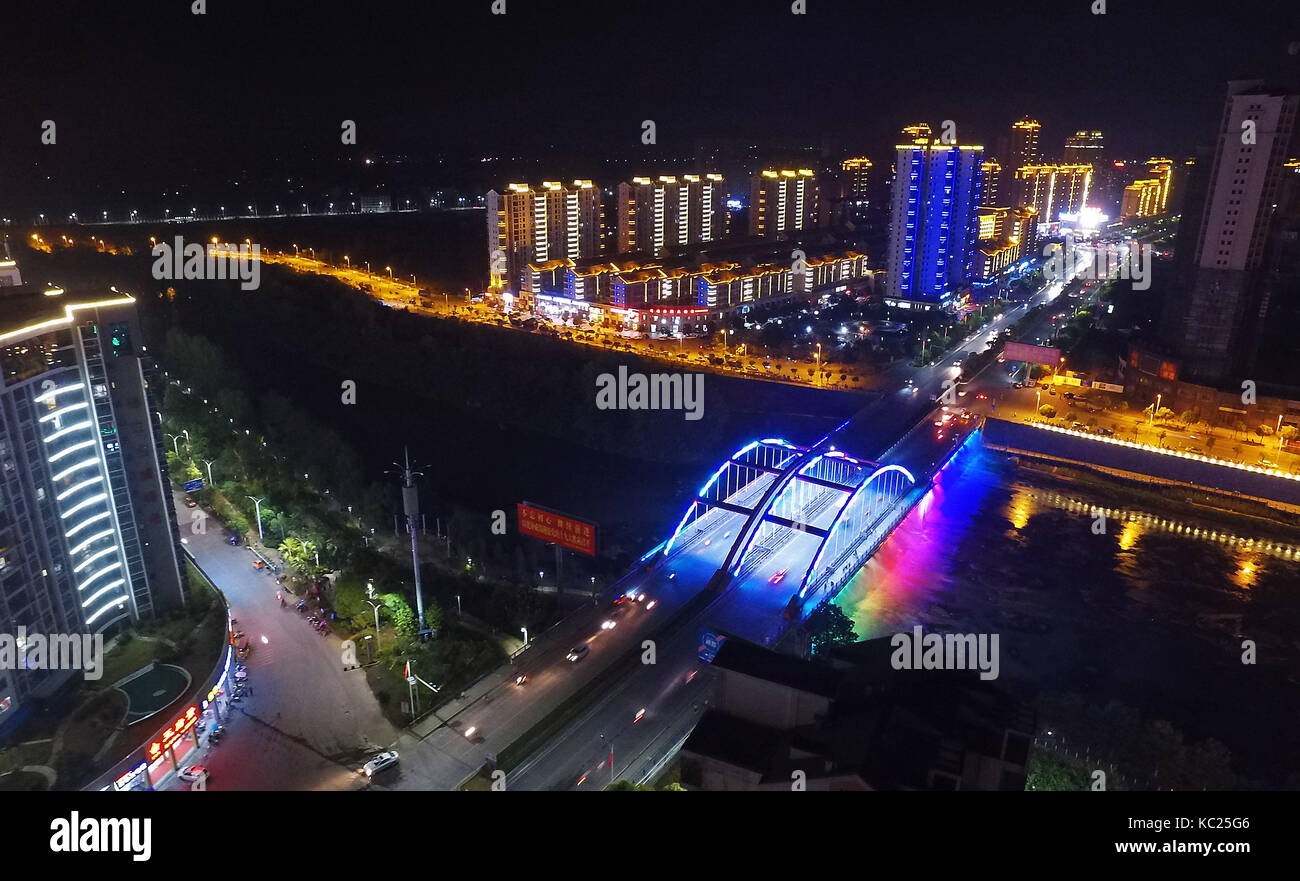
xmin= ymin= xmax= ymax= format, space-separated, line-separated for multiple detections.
xmin=885 ymin=139 xmax=985 ymax=309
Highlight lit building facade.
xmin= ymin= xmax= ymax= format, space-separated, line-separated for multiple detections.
xmin=486 ymin=181 xmax=602 ymax=293
xmin=1120 ymin=179 xmax=1164 ymax=219
xmin=0 ymin=282 xmax=187 ymax=733
xmin=1063 ymin=130 xmax=1105 ymax=165
xmin=749 ymin=170 xmax=819 ymax=238
xmin=1170 ymin=80 xmax=1300 ymax=381
xmin=979 ymin=159 xmax=1001 ymax=208
xmin=1009 ymin=118 xmax=1042 ymax=168
xmin=1014 ymin=164 xmax=1091 ymax=223
xmin=1145 ymin=157 xmax=1175 ymax=212
xmin=616 ymin=174 xmax=725 ymax=256
xmin=840 ymin=157 xmax=873 ymax=204
xmin=886 ymin=141 xmax=985 ymax=308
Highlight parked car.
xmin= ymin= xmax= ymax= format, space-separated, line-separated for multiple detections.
xmin=252 ymin=559 xmax=266 ymax=570
xmin=178 ymin=765 xmax=209 ymax=784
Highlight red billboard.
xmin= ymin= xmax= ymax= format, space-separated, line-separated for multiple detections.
xmin=1003 ymin=341 xmax=1061 ymax=366
xmin=517 ymin=503 xmax=597 ymax=557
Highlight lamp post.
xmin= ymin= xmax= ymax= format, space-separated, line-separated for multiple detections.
xmin=520 ymin=626 xmax=529 ymax=647
xmin=1149 ymin=393 xmax=1161 ymax=427
xmin=165 ymin=433 xmax=185 ymax=454
xmin=201 ymin=459 xmax=215 ymax=486
xmin=246 ymin=496 xmax=265 ymax=543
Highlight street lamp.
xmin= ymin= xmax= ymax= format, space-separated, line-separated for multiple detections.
xmin=165 ymin=432 xmax=185 ymax=454
xmin=246 ymin=496 xmax=266 ymax=543
xmin=520 ymin=626 xmax=529 ymax=646
xmin=385 ymin=266 xmax=393 ymax=279
xmin=1149 ymin=393 xmax=1161 ymax=426
xmin=201 ymin=459 xmax=215 ymax=486
xmin=367 ymin=598 xmax=383 ymax=652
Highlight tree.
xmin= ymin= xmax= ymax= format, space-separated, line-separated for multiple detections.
xmin=279 ymin=537 xmax=319 ymax=576
xmin=803 ymin=603 xmax=857 ymax=655
xmin=1039 ymin=404 xmax=1057 ymax=419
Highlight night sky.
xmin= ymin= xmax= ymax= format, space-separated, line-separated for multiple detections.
xmin=1 ymin=0 xmax=1297 ymax=215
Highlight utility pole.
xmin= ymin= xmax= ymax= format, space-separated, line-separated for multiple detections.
xmin=391 ymin=449 xmax=432 ymax=641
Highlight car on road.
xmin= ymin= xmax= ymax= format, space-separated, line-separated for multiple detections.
xmin=252 ymin=559 xmax=266 ymax=570
xmin=184 ymin=496 xmax=197 ymax=508
xmin=364 ymin=751 xmax=400 ymax=777
xmin=600 ymin=619 xmax=617 ymax=630
xmin=566 ymin=644 xmax=591 ymax=662
xmin=178 ymin=765 xmax=209 ymax=784
xmin=610 ymin=593 xmax=630 ymax=606
xmin=768 ymin=568 xmax=788 ymax=585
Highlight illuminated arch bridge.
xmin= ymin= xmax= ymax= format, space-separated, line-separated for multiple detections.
xmin=664 ymin=437 xmax=917 ymax=605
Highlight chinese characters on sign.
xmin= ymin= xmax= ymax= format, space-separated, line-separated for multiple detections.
xmin=517 ymin=503 xmax=597 ymax=557
xmin=149 ymin=705 xmax=199 ymax=759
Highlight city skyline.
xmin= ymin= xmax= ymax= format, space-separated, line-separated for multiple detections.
xmin=2 ymin=0 xmax=1298 ymax=218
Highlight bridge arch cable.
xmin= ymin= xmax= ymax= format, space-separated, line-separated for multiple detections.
xmin=797 ymin=463 xmax=916 ymax=598
xmin=663 ymin=438 xmax=804 ymax=555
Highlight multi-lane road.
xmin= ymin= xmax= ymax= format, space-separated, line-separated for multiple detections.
xmin=166 ymin=263 xmax=1082 ymax=791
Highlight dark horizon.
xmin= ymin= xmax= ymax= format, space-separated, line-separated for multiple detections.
xmin=1 ymin=0 xmax=1297 ymax=217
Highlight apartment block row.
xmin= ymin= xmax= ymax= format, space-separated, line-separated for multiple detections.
xmin=487 ymin=167 xmax=835 ymax=298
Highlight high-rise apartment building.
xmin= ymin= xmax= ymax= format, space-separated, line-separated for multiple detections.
xmin=749 ymin=169 xmax=819 ymax=238
xmin=901 ymin=123 xmax=933 ymax=144
xmin=1 ymin=280 xmax=187 ymax=732
xmin=840 ymin=158 xmax=873 ymax=204
xmin=1009 ymin=118 xmax=1042 ymax=169
xmin=1144 ymin=157 xmax=1176 ymax=213
xmin=486 ymin=181 xmax=603 ymax=293
xmin=617 ymin=174 xmax=725 ymax=256
xmin=1063 ymin=130 xmax=1105 ymax=165
xmin=886 ymin=141 xmax=985 ymax=308
xmin=980 ymin=159 xmax=1002 ymax=207
xmin=1166 ymin=80 xmax=1300 ymax=381
xmin=1014 ymin=164 xmax=1092 ymax=223
xmin=1120 ymin=179 xmax=1164 ymax=220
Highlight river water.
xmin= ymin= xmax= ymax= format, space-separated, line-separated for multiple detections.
xmin=833 ymin=435 xmax=1300 ymax=782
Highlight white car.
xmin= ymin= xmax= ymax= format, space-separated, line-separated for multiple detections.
xmin=178 ymin=765 xmax=209 ymax=784
xmin=364 ymin=751 xmax=399 ymax=777
xmin=566 ymin=645 xmax=590 ymax=662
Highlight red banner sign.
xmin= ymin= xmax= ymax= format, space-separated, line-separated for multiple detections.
xmin=517 ymin=503 xmax=597 ymax=557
